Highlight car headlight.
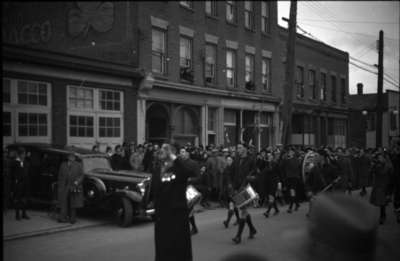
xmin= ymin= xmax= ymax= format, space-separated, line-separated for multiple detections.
xmin=137 ymin=182 xmax=146 ymax=195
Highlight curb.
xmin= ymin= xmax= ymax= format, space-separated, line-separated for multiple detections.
xmin=3 ymin=221 xmax=111 ymax=242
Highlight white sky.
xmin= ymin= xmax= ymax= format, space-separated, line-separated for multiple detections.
xmin=277 ymin=1 xmax=399 ymax=94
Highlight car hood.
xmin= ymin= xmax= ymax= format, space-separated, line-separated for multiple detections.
xmin=86 ymin=169 xmax=151 ymax=183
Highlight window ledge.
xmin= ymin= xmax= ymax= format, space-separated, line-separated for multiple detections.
xmin=205 ymin=14 xmax=219 ymax=21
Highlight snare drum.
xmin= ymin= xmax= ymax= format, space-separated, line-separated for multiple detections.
xmin=186 ymin=185 xmax=202 ymax=209
xmin=232 ymin=184 xmax=258 ymax=208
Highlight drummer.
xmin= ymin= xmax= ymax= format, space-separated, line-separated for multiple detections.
xmin=231 ymin=143 xmax=257 ymax=244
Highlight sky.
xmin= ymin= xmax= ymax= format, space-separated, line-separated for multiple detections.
xmin=277 ymin=1 xmax=399 ymax=94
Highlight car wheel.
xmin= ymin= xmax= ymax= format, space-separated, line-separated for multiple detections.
xmin=115 ymin=197 xmax=133 ymax=227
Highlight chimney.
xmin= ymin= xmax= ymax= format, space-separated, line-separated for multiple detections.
xmin=357 ymin=83 xmax=363 ymax=95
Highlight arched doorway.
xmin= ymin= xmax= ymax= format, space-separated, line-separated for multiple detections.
xmin=173 ymin=106 xmax=200 ymax=146
xmin=146 ymin=103 xmax=169 ymax=145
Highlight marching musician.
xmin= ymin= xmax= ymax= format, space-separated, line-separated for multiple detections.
xmin=231 ymin=143 xmax=257 ymax=244
xmin=262 ymin=151 xmax=282 ymax=218
xmin=223 ymin=155 xmax=240 ymax=228
xmin=152 ymin=143 xmax=198 ymax=261
xmin=281 ymin=147 xmax=301 ymax=213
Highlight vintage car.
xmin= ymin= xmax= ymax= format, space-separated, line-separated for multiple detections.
xmin=6 ymin=143 xmax=154 ymax=227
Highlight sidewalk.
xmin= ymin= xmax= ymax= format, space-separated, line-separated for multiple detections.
xmin=3 ymin=209 xmax=110 ymax=241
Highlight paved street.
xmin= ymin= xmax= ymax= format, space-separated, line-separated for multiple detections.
xmin=4 ymin=198 xmax=400 ymax=261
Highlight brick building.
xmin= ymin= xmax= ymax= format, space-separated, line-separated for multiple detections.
xmin=349 ymin=83 xmax=399 ymax=148
xmin=2 ymin=1 xmax=350 ymax=150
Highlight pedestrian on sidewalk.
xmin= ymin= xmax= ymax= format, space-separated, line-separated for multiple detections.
xmin=10 ymin=147 xmax=31 ymax=220
xmin=57 ymin=152 xmax=84 ymax=224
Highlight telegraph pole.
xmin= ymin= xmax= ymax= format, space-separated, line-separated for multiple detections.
xmin=376 ymin=30 xmax=384 ymax=148
xmin=282 ymin=0 xmax=297 ymax=146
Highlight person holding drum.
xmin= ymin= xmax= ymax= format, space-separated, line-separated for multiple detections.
xmin=231 ymin=143 xmax=258 ymax=244
xmin=152 ymin=143 xmax=198 ymax=261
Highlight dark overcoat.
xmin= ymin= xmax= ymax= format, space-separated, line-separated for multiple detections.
xmin=152 ymin=157 xmax=198 ymax=261
xmin=232 ymin=155 xmax=256 ymax=191
xmin=370 ymin=161 xmax=391 ymax=206
xmin=10 ymin=159 xmax=31 ymax=200
xmin=262 ymin=161 xmax=281 ymax=196
xmin=57 ymin=160 xmax=84 ymax=208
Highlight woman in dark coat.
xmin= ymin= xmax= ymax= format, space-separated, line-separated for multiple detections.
xmin=370 ymin=153 xmax=392 ymax=224
xmin=10 ymin=147 xmax=31 ymax=220
xmin=152 ymin=143 xmax=197 ymax=261
xmin=57 ymin=152 xmax=84 ymax=223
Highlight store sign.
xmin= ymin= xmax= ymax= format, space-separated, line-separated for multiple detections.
xmin=3 ymin=20 xmax=52 ymax=45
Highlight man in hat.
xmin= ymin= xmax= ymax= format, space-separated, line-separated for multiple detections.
xmin=57 ymin=152 xmax=84 ymax=223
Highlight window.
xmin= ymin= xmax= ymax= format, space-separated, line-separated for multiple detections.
xmin=69 ymin=86 xmax=94 ymax=109
xmin=367 ymin=113 xmax=375 ymax=131
xmin=224 ymin=109 xmax=238 ymax=146
xmin=69 ymin=115 xmax=94 ymax=137
xmin=152 ymin=28 xmax=167 ymax=75
xmin=226 ymin=49 xmax=236 ymax=88
xmin=292 ymin=114 xmax=303 ymax=134
xmin=226 ymin=1 xmax=235 ymax=23
xmin=296 ymin=66 xmax=304 ymax=98
xmin=309 ymin=70 xmax=316 ymax=99
xmin=18 ymin=80 xmax=47 ymax=106
xmin=244 ymin=1 xmax=254 ymax=30
xmin=390 ymin=111 xmax=398 ymax=130
xmin=340 ymin=78 xmax=346 ymax=104
xmin=3 ymin=111 xmax=11 ymax=136
xmin=331 ymin=75 xmax=337 ymax=103
xmin=3 ymin=78 xmax=11 ymax=103
xmin=262 ymin=58 xmax=271 ymax=92
xmin=99 ymin=117 xmax=121 ymax=137
xmin=245 ymin=54 xmax=255 ymax=91
xmin=180 ymin=37 xmax=193 ymax=82
xmin=180 ymin=1 xmax=192 ymax=9
xmin=208 ymin=108 xmax=217 ymax=131
xmin=18 ymin=112 xmax=48 ymax=136
xmin=99 ymin=90 xmax=121 ymax=111
xmin=320 ymin=72 xmax=327 ymax=101
xmin=261 ymin=1 xmax=270 ymax=33
xmin=205 ymin=44 xmax=217 ymax=84
xmin=205 ymin=1 xmax=217 ymax=16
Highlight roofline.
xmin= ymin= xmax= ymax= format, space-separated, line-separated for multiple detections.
xmin=2 ymin=43 xmax=145 ymax=80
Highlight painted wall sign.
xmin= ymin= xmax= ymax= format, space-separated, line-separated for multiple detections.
xmin=68 ymin=2 xmax=114 ymax=38
xmin=3 ymin=19 xmax=52 ymax=45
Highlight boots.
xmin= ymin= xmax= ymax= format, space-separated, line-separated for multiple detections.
xmin=224 ymin=210 xmax=234 ymax=228
xmin=232 ymin=219 xmax=245 ymax=244
xmin=246 ymin=215 xmax=257 ymax=239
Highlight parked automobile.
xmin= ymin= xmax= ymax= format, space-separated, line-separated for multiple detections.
xmin=6 ymin=143 xmax=154 ymax=227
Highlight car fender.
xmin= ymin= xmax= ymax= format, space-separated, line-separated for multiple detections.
xmin=115 ymin=190 xmax=143 ymax=203
xmin=85 ymin=177 xmax=107 ymax=200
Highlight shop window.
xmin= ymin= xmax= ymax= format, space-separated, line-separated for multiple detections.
xmin=152 ymin=28 xmax=167 ymax=75
xmin=18 ymin=112 xmax=48 ymax=136
xmin=208 ymin=108 xmax=217 ymax=131
xmin=292 ymin=114 xmax=303 ymax=134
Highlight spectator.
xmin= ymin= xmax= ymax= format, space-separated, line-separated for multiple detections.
xmin=105 ymin=146 xmax=113 ymax=157
xmin=130 ymin=144 xmax=145 ymax=171
xmin=111 ymin=145 xmax=126 ymax=171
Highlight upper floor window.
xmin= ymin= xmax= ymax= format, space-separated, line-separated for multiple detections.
xmin=261 ymin=1 xmax=270 ymax=33
xmin=180 ymin=1 xmax=193 ymax=9
xmin=152 ymin=28 xmax=167 ymax=75
xmin=3 ymin=78 xmax=11 ymax=103
xmin=99 ymin=90 xmax=121 ymax=111
xmin=69 ymin=86 xmax=94 ymax=109
xmin=309 ymin=70 xmax=316 ymax=99
xmin=244 ymin=1 xmax=254 ymax=30
xmin=205 ymin=44 xmax=217 ymax=85
xmin=205 ymin=1 xmax=217 ymax=16
xmin=296 ymin=66 xmax=304 ymax=98
xmin=18 ymin=112 xmax=48 ymax=137
xmin=3 ymin=111 xmax=11 ymax=136
xmin=262 ymin=58 xmax=271 ymax=92
xmin=226 ymin=1 xmax=236 ymax=23
xmin=18 ymin=80 xmax=48 ymax=106
xmin=180 ymin=36 xmax=193 ymax=82
xmin=245 ymin=54 xmax=255 ymax=91
xmin=340 ymin=78 xmax=346 ymax=104
xmin=226 ymin=49 xmax=236 ymax=88
xmin=331 ymin=75 xmax=337 ymax=103
xmin=320 ymin=72 xmax=327 ymax=101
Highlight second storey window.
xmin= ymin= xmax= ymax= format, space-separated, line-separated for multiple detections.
xmin=320 ymin=72 xmax=327 ymax=101
xmin=3 ymin=78 xmax=11 ymax=103
xmin=205 ymin=1 xmax=217 ymax=16
xmin=152 ymin=28 xmax=167 ymax=75
xmin=69 ymin=86 xmax=94 ymax=109
xmin=205 ymin=44 xmax=217 ymax=84
xmin=261 ymin=1 xmax=270 ymax=33
xmin=245 ymin=54 xmax=255 ymax=91
xmin=18 ymin=80 xmax=48 ymax=106
xmin=296 ymin=66 xmax=304 ymax=98
xmin=180 ymin=36 xmax=193 ymax=82
xmin=309 ymin=70 xmax=316 ymax=99
xmin=331 ymin=75 xmax=337 ymax=103
xmin=340 ymin=78 xmax=346 ymax=104
xmin=226 ymin=1 xmax=235 ymax=23
xmin=244 ymin=1 xmax=254 ymax=30
xmin=262 ymin=58 xmax=271 ymax=92
xmin=226 ymin=49 xmax=236 ymax=88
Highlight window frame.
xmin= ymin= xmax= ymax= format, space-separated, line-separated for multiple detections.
xmin=309 ymin=69 xmax=316 ymax=99
xmin=205 ymin=0 xmax=217 ymax=17
xmin=296 ymin=66 xmax=305 ymax=98
xmin=244 ymin=1 xmax=254 ymax=30
xmin=320 ymin=72 xmax=327 ymax=101
xmin=261 ymin=1 xmax=270 ymax=34
xmin=261 ymin=58 xmax=271 ymax=93
xmin=151 ymin=28 xmax=167 ymax=75
xmin=226 ymin=1 xmax=236 ymax=24
xmin=245 ymin=54 xmax=255 ymax=91
xmin=180 ymin=36 xmax=194 ymax=82
xmin=226 ymin=49 xmax=236 ymax=88
xmin=204 ymin=44 xmax=217 ymax=85
xmin=340 ymin=78 xmax=346 ymax=104
xmin=331 ymin=75 xmax=337 ymax=103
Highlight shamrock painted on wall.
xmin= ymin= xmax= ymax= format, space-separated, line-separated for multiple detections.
xmin=68 ymin=2 xmax=114 ymax=38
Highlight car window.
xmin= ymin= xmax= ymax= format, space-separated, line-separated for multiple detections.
xmin=82 ymin=156 xmax=112 ymax=173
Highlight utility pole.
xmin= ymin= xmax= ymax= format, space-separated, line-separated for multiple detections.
xmin=281 ymin=0 xmax=297 ymax=146
xmin=376 ymin=30 xmax=384 ymax=148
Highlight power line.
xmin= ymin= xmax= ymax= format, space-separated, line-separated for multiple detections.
xmin=350 ymin=56 xmax=376 ymax=68
xmin=384 ymin=72 xmax=399 ymax=84
xmin=384 ymin=78 xmax=399 ymax=88
xmin=349 ymin=61 xmax=378 ymax=75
